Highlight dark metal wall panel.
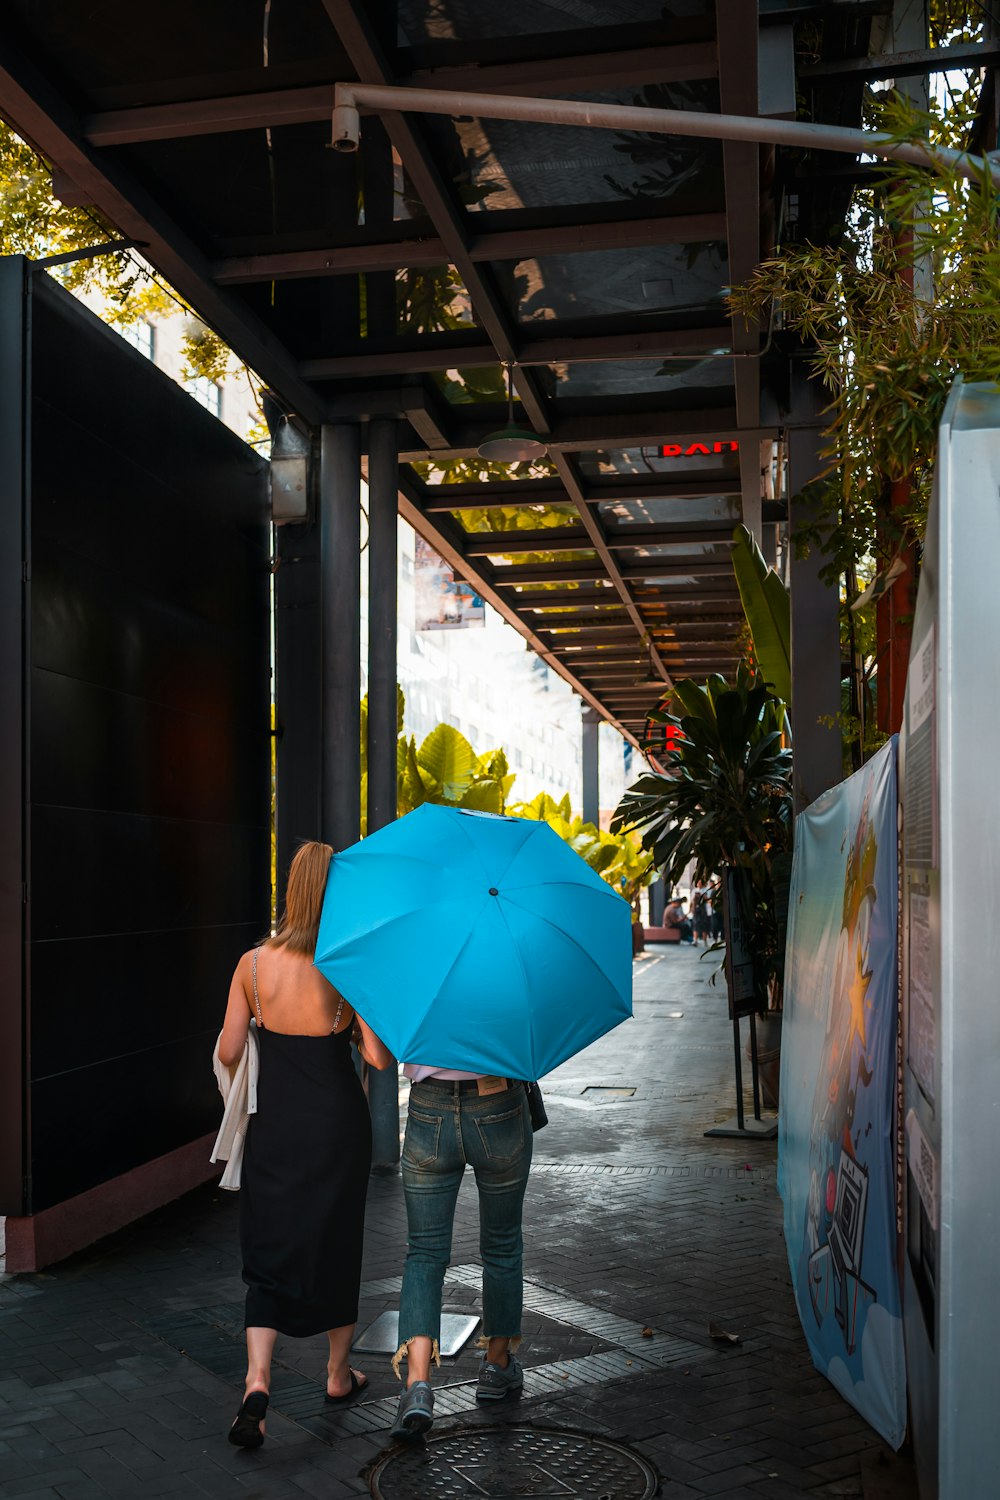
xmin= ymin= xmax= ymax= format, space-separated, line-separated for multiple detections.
xmin=0 ymin=259 xmax=28 ymax=1212
xmin=16 ymin=270 xmax=270 ymax=1215
xmin=30 ymin=1032 xmax=226 ymax=1210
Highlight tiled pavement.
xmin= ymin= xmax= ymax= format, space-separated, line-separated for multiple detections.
xmin=0 ymin=944 xmax=918 ymax=1499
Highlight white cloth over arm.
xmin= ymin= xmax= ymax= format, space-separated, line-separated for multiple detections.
xmin=210 ymin=1022 xmax=259 ymax=1190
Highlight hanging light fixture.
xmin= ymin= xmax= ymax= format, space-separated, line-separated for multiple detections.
xmin=477 ymin=362 xmax=548 ymax=462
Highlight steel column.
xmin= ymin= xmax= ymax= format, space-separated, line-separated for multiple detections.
xmin=367 ymin=420 xmax=399 ymax=834
xmin=717 ymin=0 xmax=763 ymax=541
xmin=320 ymin=424 xmax=362 ymax=850
xmin=0 ymin=258 xmax=27 ymax=1214
xmin=366 ymin=418 xmax=401 ymax=1169
xmin=274 ymin=517 xmax=322 ymax=900
xmin=582 ymin=706 xmax=600 ymax=826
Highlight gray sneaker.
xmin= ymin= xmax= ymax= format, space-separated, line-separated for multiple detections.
xmin=390 ymin=1380 xmax=433 ymax=1441
xmin=476 ymin=1353 xmax=524 ymax=1403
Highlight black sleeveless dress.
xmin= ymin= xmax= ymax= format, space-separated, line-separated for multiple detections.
xmin=240 ymin=1010 xmax=373 ymax=1336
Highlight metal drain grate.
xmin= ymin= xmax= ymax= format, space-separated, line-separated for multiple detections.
xmin=369 ymin=1425 xmax=658 ymax=1499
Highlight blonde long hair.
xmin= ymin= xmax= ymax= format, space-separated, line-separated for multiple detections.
xmin=271 ymin=841 xmax=333 ymax=955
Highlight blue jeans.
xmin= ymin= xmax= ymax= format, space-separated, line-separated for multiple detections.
xmin=394 ymin=1080 xmax=532 ymax=1372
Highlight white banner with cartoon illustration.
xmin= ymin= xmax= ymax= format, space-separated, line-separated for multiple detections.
xmin=778 ymin=737 xmax=905 ymax=1448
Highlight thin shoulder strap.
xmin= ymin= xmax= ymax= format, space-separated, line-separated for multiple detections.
xmin=332 ymin=990 xmax=346 ymax=1032
xmin=251 ymin=947 xmax=264 ymax=1027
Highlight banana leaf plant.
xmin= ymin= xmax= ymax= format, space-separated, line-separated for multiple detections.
xmin=611 ymin=663 xmax=793 ymax=1007
xmin=510 ymin=790 xmax=654 ymax=907
xmin=731 ymin=524 xmax=791 ymax=713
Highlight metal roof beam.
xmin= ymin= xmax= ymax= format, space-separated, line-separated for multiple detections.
xmin=589 ymin=478 xmax=740 ymax=502
xmin=621 ymin=561 xmax=736 ymax=580
xmin=403 ymin=34 xmax=717 ymax=94
xmin=759 ymin=1 xmax=891 ymax=19
xmin=216 ymin=213 xmax=728 ymax=285
xmin=493 ymin=563 xmax=610 ymax=585
xmin=400 ymin=408 xmax=756 ymax=461
xmin=557 ymin=651 xmax=648 ymax=664
xmin=420 ymin=476 xmax=740 ymax=510
xmin=539 ymin=627 xmax=653 ymax=645
xmin=463 ymin=528 xmax=590 ymax=555
xmin=298 ymin=321 xmax=732 ymax=379
xmin=519 ymin=612 xmax=630 ymax=629
xmin=801 ymin=40 xmax=1000 ymax=80
xmin=332 ymin=393 xmax=751 ymax=453
xmin=85 ymin=37 xmax=721 ymax=147
xmin=541 ymin=627 xmax=640 ymax=642
xmin=605 ymin=527 xmax=736 ymax=548
xmin=462 ymin=526 xmax=736 ymax=555
xmin=505 ymin=587 xmax=619 ymax=608
xmin=415 ymin=477 xmax=566 ymax=509
xmin=86 ymin=84 xmax=336 ymax=144
xmin=643 ymin=621 xmax=742 ymax=635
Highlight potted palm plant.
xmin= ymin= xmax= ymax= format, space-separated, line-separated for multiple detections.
xmin=611 ymin=664 xmax=793 ymax=1102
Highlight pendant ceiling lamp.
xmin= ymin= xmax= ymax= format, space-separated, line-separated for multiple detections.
xmin=477 ymin=362 xmax=548 ymax=462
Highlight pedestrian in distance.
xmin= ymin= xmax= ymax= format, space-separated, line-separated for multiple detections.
xmin=692 ymin=884 xmax=709 ymax=943
xmin=710 ymin=878 xmax=724 ymax=942
xmin=664 ymin=895 xmax=694 ymax=943
xmin=698 ymin=883 xmax=715 ymax=946
xmin=216 ymin=841 xmax=394 ymax=1450
xmin=389 ymin=1062 xmax=534 ymax=1442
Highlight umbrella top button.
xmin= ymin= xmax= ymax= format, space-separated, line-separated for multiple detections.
xmin=489 ymin=887 xmax=499 ymax=896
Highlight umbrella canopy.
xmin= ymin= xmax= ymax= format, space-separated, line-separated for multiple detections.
xmin=314 ymin=804 xmax=632 ymax=1079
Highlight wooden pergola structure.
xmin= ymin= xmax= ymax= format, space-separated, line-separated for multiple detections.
xmin=0 ymin=0 xmax=885 ymax=744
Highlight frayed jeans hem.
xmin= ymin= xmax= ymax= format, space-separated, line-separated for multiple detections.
xmin=392 ymin=1337 xmax=441 ymax=1380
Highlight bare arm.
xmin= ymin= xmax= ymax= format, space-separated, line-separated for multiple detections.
xmin=354 ymin=1012 xmax=395 ymax=1071
xmin=219 ymin=954 xmax=253 ymax=1067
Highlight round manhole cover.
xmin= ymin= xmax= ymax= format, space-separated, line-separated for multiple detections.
xmin=369 ymin=1424 xmax=658 ymax=1499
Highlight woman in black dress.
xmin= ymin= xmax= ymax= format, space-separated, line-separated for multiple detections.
xmin=218 ymin=841 xmax=393 ymax=1448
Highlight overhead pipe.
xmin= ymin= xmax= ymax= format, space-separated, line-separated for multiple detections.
xmin=330 ymin=81 xmax=998 ymax=187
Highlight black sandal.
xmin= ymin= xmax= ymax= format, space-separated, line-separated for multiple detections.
xmin=228 ymin=1390 xmax=269 ymax=1448
xmin=325 ymin=1368 xmax=369 ymax=1405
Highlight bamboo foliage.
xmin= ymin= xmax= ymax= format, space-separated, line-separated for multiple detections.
xmin=729 ymin=96 xmax=1000 ymax=586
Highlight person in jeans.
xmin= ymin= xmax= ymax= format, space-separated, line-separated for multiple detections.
xmin=390 ymin=1064 xmax=532 ymax=1441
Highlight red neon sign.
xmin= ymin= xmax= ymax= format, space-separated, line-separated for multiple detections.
xmin=642 ymin=719 xmax=686 ymax=755
xmin=659 ymin=440 xmax=739 ymax=458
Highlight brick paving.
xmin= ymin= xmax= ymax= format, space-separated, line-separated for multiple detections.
xmin=0 ymin=944 xmax=918 ymax=1499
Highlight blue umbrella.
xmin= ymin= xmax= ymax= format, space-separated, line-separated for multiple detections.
xmin=314 ymin=803 xmax=632 ymax=1079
